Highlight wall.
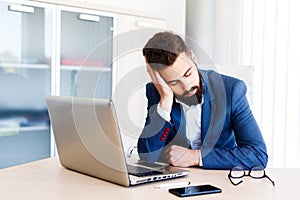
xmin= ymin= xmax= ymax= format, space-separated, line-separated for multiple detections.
xmin=186 ymin=0 xmax=216 ymax=62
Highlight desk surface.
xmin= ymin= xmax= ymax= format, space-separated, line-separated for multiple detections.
xmin=0 ymin=157 xmax=299 ymax=200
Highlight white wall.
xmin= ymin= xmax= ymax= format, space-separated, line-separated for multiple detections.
xmin=186 ymin=0 xmax=216 ymax=62
xmin=35 ymin=0 xmax=186 ymax=34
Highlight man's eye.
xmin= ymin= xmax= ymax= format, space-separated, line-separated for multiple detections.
xmin=169 ymin=81 xmax=178 ymax=86
xmin=185 ymin=71 xmax=192 ymax=77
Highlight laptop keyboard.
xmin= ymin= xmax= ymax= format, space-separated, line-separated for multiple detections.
xmin=127 ymin=164 xmax=163 ymax=177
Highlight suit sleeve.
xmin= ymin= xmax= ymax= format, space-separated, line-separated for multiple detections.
xmin=201 ymin=80 xmax=268 ymax=169
xmin=137 ymin=84 xmax=175 ymax=162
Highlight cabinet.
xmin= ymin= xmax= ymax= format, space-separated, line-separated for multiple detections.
xmin=0 ymin=0 xmax=115 ymax=168
xmin=0 ymin=0 xmax=167 ymax=168
xmin=0 ymin=0 xmax=53 ymax=169
xmin=58 ymin=6 xmax=115 ymax=99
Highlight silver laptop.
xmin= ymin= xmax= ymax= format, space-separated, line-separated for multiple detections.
xmin=46 ymin=96 xmax=189 ymax=187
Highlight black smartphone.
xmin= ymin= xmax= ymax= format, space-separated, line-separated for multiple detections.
xmin=169 ymin=184 xmax=222 ymax=197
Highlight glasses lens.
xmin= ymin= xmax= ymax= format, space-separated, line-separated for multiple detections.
xmin=250 ymin=166 xmax=265 ymax=178
xmin=230 ymin=166 xmax=244 ymax=178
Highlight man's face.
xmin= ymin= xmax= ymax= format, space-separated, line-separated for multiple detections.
xmin=159 ymin=52 xmax=200 ymax=105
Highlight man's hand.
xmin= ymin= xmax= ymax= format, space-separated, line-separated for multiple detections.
xmin=146 ymin=64 xmax=173 ymax=112
xmin=164 ymin=145 xmax=200 ymax=167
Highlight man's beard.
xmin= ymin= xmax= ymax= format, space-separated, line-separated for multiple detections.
xmin=175 ymin=86 xmax=203 ymax=107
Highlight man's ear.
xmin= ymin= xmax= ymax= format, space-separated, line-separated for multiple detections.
xmin=190 ymin=50 xmax=198 ymax=64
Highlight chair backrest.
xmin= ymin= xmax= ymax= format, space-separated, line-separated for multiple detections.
xmin=201 ymin=65 xmax=255 ymax=109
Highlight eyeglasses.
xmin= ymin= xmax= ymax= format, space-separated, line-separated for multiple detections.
xmin=228 ymin=166 xmax=275 ymax=186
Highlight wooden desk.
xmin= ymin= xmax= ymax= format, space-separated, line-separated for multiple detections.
xmin=0 ymin=157 xmax=298 ymax=200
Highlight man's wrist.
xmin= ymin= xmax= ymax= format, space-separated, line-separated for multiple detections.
xmin=190 ymin=149 xmax=202 ymax=166
xmin=159 ymin=98 xmax=173 ymax=112
xmin=157 ymin=103 xmax=171 ymax=122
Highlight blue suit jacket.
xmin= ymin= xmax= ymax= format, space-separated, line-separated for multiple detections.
xmin=137 ymin=70 xmax=268 ymax=169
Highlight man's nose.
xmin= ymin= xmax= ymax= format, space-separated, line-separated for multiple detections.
xmin=181 ymin=79 xmax=190 ymax=91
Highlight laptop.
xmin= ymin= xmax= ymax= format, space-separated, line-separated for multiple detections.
xmin=46 ymin=96 xmax=189 ymax=187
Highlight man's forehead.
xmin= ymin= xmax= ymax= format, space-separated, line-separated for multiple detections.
xmin=161 ymin=53 xmax=192 ymax=75
xmin=158 ymin=58 xmax=194 ymax=84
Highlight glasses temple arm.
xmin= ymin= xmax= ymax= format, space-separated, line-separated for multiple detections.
xmin=264 ymin=174 xmax=275 ymax=186
xmin=228 ymin=174 xmax=243 ymax=186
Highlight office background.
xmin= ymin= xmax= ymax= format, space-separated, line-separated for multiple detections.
xmin=0 ymin=0 xmax=299 ymax=169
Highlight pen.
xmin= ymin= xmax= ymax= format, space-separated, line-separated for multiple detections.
xmin=155 ymin=181 xmax=191 ymax=189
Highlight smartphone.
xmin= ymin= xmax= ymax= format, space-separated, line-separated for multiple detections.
xmin=169 ymin=184 xmax=222 ymax=197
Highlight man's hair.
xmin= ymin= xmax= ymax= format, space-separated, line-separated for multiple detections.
xmin=143 ymin=31 xmax=190 ymax=70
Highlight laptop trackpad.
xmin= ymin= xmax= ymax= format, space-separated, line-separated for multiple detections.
xmin=136 ymin=160 xmax=167 ymax=169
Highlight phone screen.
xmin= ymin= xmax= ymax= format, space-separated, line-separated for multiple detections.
xmin=169 ymin=184 xmax=222 ymax=197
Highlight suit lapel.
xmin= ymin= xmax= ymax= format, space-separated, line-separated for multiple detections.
xmin=201 ymin=96 xmax=213 ymax=143
xmin=170 ymin=102 xmax=190 ymax=148
xmin=200 ymin=70 xmax=227 ymax=155
xmin=200 ymin=69 xmax=214 ymax=143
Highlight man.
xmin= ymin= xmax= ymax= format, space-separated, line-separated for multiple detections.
xmin=137 ymin=31 xmax=268 ymax=170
